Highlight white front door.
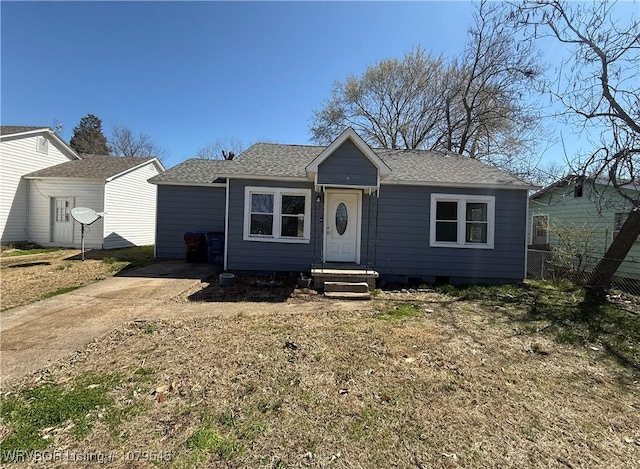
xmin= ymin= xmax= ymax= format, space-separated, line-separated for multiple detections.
xmin=53 ymin=197 xmax=73 ymax=244
xmin=325 ymin=191 xmax=361 ymax=263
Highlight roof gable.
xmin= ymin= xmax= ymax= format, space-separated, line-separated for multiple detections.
xmin=305 ymin=128 xmax=391 ymax=180
xmin=23 ymin=156 xmax=160 ymax=180
xmin=0 ymin=126 xmax=81 ymax=161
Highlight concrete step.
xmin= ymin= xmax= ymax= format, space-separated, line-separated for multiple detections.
xmin=324 ymin=291 xmax=371 ymax=300
xmin=311 ymin=269 xmax=378 ymax=289
xmin=324 ymin=281 xmax=369 ymax=294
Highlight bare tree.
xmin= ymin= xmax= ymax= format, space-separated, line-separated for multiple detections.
xmin=310 ymin=1 xmax=543 ymax=178
xmin=311 ymin=47 xmax=449 ymax=150
xmin=509 ymin=0 xmax=639 ymax=289
xmin=441 ymin=0 xmax=542 ymax=162
xmin=196 ymin=137 xmax=247 ymax=160
xmin=109 ymin=125 xmax=168 ymax=162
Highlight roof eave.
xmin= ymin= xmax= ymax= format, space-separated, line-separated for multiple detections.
xmin=1 ymin=128 xmax=82 ymax=161
xmin=149 ymin=180 xmax=227 ymax=188
xmin=382 ymin=179 xmax=538 ymax=190
xmin=105 ymin=158 xmax=164 ymax=182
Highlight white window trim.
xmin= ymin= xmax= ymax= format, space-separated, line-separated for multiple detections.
xmin=531 ymin=213 xmax=550 ymax=244
xmin=243 ymin=186 xmax=311 ymax=243
xmin=430 ymin=193 xmax=495 ymax=249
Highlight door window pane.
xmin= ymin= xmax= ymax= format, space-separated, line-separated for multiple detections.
xmin=335 ymin=203 xmax=348 ymax=235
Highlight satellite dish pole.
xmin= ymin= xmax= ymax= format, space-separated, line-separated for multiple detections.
xmin=70 ymin=207 xmax=103 ymax=261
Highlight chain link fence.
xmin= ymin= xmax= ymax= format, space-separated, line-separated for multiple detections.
xmin=527 ymin=249 xmax=640 ymax=297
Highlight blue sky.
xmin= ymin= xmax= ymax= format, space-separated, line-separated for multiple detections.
xmin=0 ymin=1 xmax=635 ymax=169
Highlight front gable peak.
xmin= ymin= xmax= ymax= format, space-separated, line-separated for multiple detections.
xmin=305 ymin=128 xmax=391 ymax=185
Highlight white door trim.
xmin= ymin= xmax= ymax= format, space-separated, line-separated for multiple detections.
xmin=323 ymin=189 xmax=362 ymax=263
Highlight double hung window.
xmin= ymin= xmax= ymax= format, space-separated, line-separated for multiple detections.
xmin=430 ymin=194 xmax=495 ymax=248
xmin=244 ymin=187 xmax=311 ymax=243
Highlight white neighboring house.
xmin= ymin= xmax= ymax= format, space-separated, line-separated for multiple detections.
xmin=0 ymin=125 xmax=164 ymax=249
xmin=0 ymin=126 xmax=81 ymax=243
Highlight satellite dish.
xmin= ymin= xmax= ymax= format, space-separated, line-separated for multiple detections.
xmin=71 ymin=207 xmax=101 ymax=226
xmin=70 ymin=207 xmax=103 ymax=261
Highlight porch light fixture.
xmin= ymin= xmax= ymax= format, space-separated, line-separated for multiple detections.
xmin=316 ymin=194 xmax=323 ymax=203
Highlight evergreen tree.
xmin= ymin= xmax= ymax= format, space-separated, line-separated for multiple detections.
xmin=70 ymin=114 xmax=110 ymax=155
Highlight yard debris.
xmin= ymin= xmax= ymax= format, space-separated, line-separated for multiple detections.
xmin=152 ymin=384 xmax=170 ymax=395
xmin=284 ymin=341 xmax=298 ymax=351
xmin=56 ymin=376 xmax=72 ymax=384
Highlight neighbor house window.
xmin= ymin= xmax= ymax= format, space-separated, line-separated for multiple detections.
xmin=430 ymin=194 xmax=495 ymax=248
xmin=244 ymin=187 xmax=311 ymax=243
xmin=613 ymin=212 xmax=638 ymax=243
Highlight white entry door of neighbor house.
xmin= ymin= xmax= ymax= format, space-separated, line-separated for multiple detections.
xmin=53 ymin=197 xmax=73 ymax=244
xmin=325 ymin=191 xmax=361 ymax=263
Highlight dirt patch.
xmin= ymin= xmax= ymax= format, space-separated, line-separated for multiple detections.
xmin=2 ymin=287 xmax=638 ymax=468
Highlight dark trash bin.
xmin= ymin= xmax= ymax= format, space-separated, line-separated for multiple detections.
xmin=184 ymin=232 xmax=207 ymax=263
xmin=206 ymin=232 xmax=225 ymax=265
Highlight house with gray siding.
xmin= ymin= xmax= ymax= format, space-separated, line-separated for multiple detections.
xmin=150 ymin=128 xmax=535 ymax=286
xmin=529 ymin=176 xmax=639 ymax=281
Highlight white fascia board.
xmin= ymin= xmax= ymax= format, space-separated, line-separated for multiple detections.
xmin=150 ymin=180 xmax=227 ymax=188
xmin=305 ymin=127 xmax=391 ymax=177
xmin=0 ymin=128 xmax=49 ymax=140
xmin=106 ymin=159 xmax=163 ymax=182
xmin=382 ymin=179 xmax=539 ymax=191
xmin=22 ymin=176 xmax=104 ymax=182
xmin=221 ymin=174 xmax=308 ymax=183
xmin=48 ymin=131 xmax=82 ymax=160
xmin=1 ymin=128 xmax=81 ymax=160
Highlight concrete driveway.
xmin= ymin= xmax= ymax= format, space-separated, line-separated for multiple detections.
xmin=1 ymin=261 xmax=218 ymax=386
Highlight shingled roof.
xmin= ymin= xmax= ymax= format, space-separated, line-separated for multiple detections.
xmin=150 ymin=143 xmax=534 ymax=188
xmin=24 ymin=156 xmax=157 ymax=180
xmin=149 ymin=158 xmax=232 ymax=184
xmin=0 ymin=126 xmax=49 ymax=136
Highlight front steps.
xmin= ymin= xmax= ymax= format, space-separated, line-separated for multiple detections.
xmin=324 ymin=281 xmax=371 ymax=300
xmin=311 ymin=264 xmax=379 ymax=300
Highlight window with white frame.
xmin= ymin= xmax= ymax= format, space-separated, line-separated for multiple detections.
xmin=430 ymin=194 xmax=495 ymax=248
xmin=244 ymin=187 xmax=311 ymax=243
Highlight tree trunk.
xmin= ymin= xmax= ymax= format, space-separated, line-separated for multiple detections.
xmin=588 ymin=208 xmax=640 ymax=289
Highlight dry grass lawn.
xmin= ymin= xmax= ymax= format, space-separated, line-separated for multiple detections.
xmin=1 ymin=282 xmax=639 ymax=468
xmin=0 ymin=246 xmax=154 ymax=311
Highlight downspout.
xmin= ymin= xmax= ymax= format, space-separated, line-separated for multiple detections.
xmin=223 ymin=179 xmax=230 ymax=270
xmin=25 ymin=178 xmax=30 ymax=241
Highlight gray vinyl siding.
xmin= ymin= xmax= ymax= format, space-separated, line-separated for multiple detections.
xmin=226 ymin=179 xmax=320 ymax=272
xmin=317 ymin=140 xmax=378 ymax=186
xmin=155 ymin=185 xmax=226 ymax=259
xmin=369 ymin=185 xmax=527 ymax=283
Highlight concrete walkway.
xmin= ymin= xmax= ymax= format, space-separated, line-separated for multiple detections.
xmin=0 ymin=262 xmax=218 ymax=386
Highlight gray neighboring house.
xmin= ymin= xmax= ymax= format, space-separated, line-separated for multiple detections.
xmin=150 ymin=128 xmax=536 ymax=285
